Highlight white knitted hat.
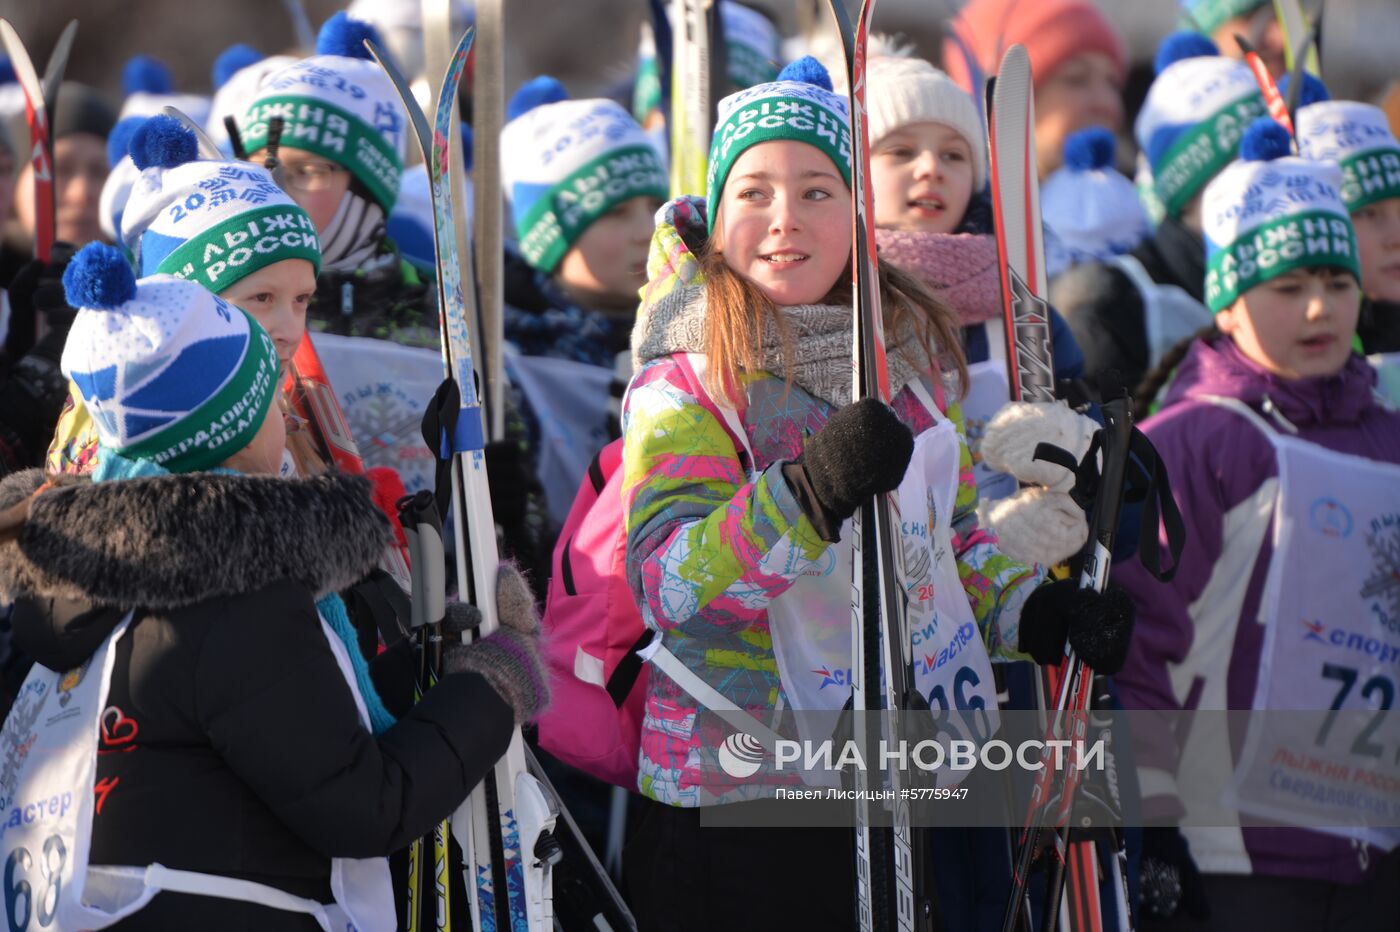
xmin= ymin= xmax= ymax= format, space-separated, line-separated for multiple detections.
xmin=830 ymin=39 xmax=986 ymax=191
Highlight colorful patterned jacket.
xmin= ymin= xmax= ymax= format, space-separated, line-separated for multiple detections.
xmin=621 ymin=199 xmax=1042 ymax=806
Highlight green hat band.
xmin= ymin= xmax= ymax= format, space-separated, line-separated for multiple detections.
xmin=1339 ymin=148 xmax=1400 ymax=212
xmin=1205 ymin=210 xmax=1361 ymax=312
xmin=242 ymin=96 xmax=403 ymax=212
xmin=119 ymin=313 xmax=280 ymax=473
xmin=1155 ymin=96 xmax=1268 ymax=217
xmin=157 ymin=205 xmax=322 ymax=291
xmin=516 ymin=144 xmax=669 ymax=274
xmin=706 ymin=94 xmax=852 ymax=232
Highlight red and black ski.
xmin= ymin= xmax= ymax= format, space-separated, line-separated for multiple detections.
xmin=825 ymin=2 xmax=939 ymax=930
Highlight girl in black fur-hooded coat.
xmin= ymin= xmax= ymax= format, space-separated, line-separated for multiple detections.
xmin=0 ymin=246 xmax=548 ymax=932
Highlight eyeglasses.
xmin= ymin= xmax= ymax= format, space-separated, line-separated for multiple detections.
xmin=275 ymin=158 xmax=349 ymax=194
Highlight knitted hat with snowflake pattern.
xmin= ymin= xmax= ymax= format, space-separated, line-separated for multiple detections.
xmin=61 ymin=243 xmax=280 ymax=473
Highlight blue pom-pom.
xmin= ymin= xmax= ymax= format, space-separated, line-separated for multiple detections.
xmin=1240 ymin=117 xmax=1293 ymax=161
xmin=1064 ymin=127 xmax=1116 ymax=171
xmin=1277 ymin=72 xmax=1330 ymax=108
xmin=122 ymin=55 xmax=173 ymax=97
xmin=0 ymin=57 xmax=15 ymax=86
xmin=1154 ymin=32 xmax=1218 ymax=75
xmin=316 ymin=12 xmax=381 ymax=61
xmin=212 ymin=44 xmax=262 ymax=90
xmin=777 ymin=56 xmax=832 ymax=92
xmin=129 ymin=115 xmax=200 ymax=171
xmin=63 ymin=243 xmax=138 ymax=311
xmin=507 ymin=76 xmax=569 ymax=120
xmin=461 ymin=123 xmax=474 ymax=172
xmin=106 ymin=116 xmax=145 ymax=169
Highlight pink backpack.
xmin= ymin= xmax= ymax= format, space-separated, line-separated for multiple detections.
xmin=537 ymin=354 xmax=753 ymax=790
xmin=536 ymin=438 xmax=653 ymax=789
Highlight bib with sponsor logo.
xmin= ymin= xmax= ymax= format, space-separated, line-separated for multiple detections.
xmin=0 ymin=613 xmax=395 ymax=931
xmin=1205 ymin=396 xmax=1400 ymax=851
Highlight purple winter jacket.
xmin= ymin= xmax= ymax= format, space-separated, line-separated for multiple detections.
xmin=1114 ymin=336 xmax=1400 ymax=886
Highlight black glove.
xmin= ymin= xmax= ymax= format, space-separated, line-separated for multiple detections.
xmin=1017 ymin=578 xmax=1136 ymax=675
xmin=786 ymin=398 xmax=914 ymax=541
xmin=1139 ymin=827 xmax=1210 ymax=921
xmin=483 ymin=439 xmax=533 ymax=527
xmin=4 ymin=243 xmax=77 ymax=364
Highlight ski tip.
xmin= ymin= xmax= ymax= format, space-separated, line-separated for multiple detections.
xmin=1240 ymin=118 xmax=1293 ymax=162
xmin=212 ymin=43 xmax=262 ymax=91
xmin=64 ymin=243 xmax=137 ymax=311
xmin=1063 ymin=127 xmax=1116 ymax=172
xmin=316 ymin=11 xmax=381 ymax=62
xmin=507 ymin=75 xmax=569 ymax=121
xmin=1154 ymin=32 xmax=1219 ymax=75
xmin=129 ymin=114 xmax=200 ymax=171
xmin=777 ymin=55 xmax=832 ymax=92
xmin=122 ymin=55 xmax=173 ymax=97
xmin=107 ymin=116 xmax=145 ymax=169
xmin=1277 ymin=71 xmax=1330 ymax=108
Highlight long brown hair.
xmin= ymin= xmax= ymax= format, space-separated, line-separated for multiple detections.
xmin=697 ymin=240 xmax=969 ymax=407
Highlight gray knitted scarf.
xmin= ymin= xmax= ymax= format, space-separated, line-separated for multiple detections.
xmin=632 ymin=281 xmax=932 ymax=407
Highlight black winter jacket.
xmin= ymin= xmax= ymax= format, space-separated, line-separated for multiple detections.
xmin=0 ymin=469 xmax=513 ymax=931
xmin=1050 ymin=216 xmax=1207 ymax=393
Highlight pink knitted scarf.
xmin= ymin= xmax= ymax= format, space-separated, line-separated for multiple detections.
xmin=876 ymin=229 xmax=1002 ymax=326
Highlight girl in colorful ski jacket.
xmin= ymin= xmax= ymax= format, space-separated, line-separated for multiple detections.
xmin=619 ymin=58 xmax=1133 ymax=928
xmin=0 ymin=246 xmax=548 ymax=931
xmin=1114 ymin=119 xmax=1400 ymax=928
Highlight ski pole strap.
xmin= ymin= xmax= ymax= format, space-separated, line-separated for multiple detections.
xmin=420 ymin=377 xmax=486 ymax=519
xmin=1129 ymin=427 xmax=1185 ymax=582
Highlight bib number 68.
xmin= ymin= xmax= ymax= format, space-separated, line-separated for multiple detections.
xmin=5 ymin=835 xmax=65 ymax=931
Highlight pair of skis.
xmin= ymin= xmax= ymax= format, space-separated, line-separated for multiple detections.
xmin=984 ymin=45 xmax=1129 ymax=932
xmin=824 ymin=2 xmax=938 ymax=931
xmin=0 ymin=18 xmax=77 ymax=262
xmin=1234 ymin=6 xmax=1324 ymax=145
xmin=667 ymin=0 xmax=726 ymax=199
xmin=370 ymin=27 xmax=573 ymax=932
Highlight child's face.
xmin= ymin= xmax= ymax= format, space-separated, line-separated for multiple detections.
xmin=714 ymin=140 xmax=851 ymax=306
xmin=870 ymin=122 xmax=975 ymax=235
xmin=1351 ymin=197 xmax=1400 ymax=304
xmin=555 ymin=195 xmax=662 ymax=306
xmin=253 ymin=145 xmax=352 ymax=235
xmin=1218 ymin=268 xmax=1361 ymax=379
xmin=220 ymin=258 xmax=318 ymax=368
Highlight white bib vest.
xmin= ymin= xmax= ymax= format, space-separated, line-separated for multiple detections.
xmin=0 ymin=612 xmax=396 ymax=931
xmin=1203 ymin=396 xmax=1400 ymax=852
xmin=765 ymin=380 xmax=1000 ymax=784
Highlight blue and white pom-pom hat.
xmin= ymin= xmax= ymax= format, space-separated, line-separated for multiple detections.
xmin=501 ymin=77 xmax=669 ymax=274
xmin=1202 ymin=117 xmax=1361 ymax=313
xmin=118 ymin=116 xmax=321 ymax=292
xmin=1135 ymin=33 xmax=1267 ymax=219
xmin=1042 ymin=127 xmax=1150 ymax=265
xmin=238 ymin=12 xmax=407 ymax=213
xmin=60 ymin=243 xmax=280 ymax=473
xmin=117 ymin=55 xmax=212 ymax=128
xmin=1292 ymin=82 xmax=1400 ymax=213
xmin=706 ymin=55 xmax=852 ymax=232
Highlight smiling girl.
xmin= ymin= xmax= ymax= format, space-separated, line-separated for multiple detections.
xmin=1113 ymin=119 xmax=1400 ymax=927
xmin=619 ymin=57 xmax=1127 ymax=930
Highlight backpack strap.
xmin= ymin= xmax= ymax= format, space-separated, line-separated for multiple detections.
xmin=638 ymin=635 xmax=784 ymax=753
